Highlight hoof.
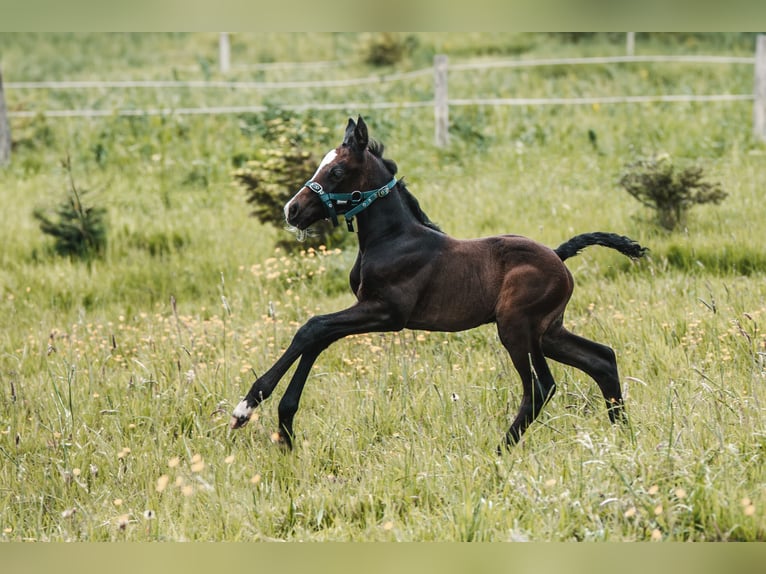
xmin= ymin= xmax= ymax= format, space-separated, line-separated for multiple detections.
xmin=230 ymin=416 xmax=249 ymax=430
xmin=271 ymin=431 xmax=293 ymax=450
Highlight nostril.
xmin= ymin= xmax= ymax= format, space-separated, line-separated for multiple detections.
xmin=288 ymin=202 xmax=299 ymax=219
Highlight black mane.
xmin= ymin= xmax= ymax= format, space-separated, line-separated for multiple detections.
xmin=368 ymin=139 xmax=443 ymax=233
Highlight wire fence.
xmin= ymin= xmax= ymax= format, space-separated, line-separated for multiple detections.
xmin=4 ymin=44 xmax=766 ymax=146
xmin=5 ymin=55 xmax=753 ymax=92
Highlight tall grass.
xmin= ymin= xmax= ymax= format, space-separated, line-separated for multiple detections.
xmin=0 ymin=33 xmax=764 ymax=541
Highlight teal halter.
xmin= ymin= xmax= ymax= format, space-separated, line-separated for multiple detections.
xmin=303 ymin=177 xmax=397 ymax=232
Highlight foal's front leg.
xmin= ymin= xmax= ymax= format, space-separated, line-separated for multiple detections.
xmin=230 ymin=301 xmax=403 ymax=445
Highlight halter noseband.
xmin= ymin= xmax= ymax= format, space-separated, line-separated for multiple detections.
xmin=302 ymin=177 xmax=397 ymax=232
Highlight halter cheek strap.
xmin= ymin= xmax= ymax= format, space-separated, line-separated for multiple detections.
xmin=305 ymin=181 xmax=339 ymax=227
xmin=303 ymin=177 xmax=397 ymax=232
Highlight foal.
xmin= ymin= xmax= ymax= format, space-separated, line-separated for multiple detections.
xmin=231 ymin=116 xmax=647 ymax=450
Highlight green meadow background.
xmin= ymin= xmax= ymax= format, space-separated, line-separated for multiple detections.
xmin=0 ymin=32 xmax=764 ymax=541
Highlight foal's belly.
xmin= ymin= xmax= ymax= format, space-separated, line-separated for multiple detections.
xmin=405 ymin=305 xmax=495 ymax=333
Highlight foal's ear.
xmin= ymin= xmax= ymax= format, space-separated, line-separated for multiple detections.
xmin=343 ymin=116 xmax=368 ymax=155
xmin=343 ymin=117 xmax=356 ymax=145
xmin=355 ymin=115 xmax=368 ymax=145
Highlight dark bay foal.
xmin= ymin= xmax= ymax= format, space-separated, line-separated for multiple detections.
xmin=231 ymin=116 xmax=647 ymax=451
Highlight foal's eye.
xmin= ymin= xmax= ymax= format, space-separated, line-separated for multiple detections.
xmin=330 ymin=166 xmax=344 ymax=180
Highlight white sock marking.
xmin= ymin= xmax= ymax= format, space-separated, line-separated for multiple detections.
xmin=232 ymin=399 xmax=253 ymax=421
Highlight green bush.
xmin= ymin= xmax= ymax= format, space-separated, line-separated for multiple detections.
xmin=233 ymin=110 xmax=348 ymax=251
xmin=618 ymin=154 xmax=727 ymax=231
xmin=364 ymin=33 xmax=419 ymax=67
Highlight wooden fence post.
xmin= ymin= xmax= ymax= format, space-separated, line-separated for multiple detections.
xmin=219 ymin=33 xmax=231 ymax=74
xmin=434 ymin=54 xmax=449 ymax=147
xmin=626 ymin=32 xmax=635 ymax=56
xmin=754 ymin=34 xmax=766 ymax=141
xmin=0 ymin=66 xmax=10 ymax=166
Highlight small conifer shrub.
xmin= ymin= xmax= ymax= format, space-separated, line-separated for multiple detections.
xmin=619 ymin=154 xmax=727 ymax=231
xmin=33 ymin=157 xmax=108 ymax=260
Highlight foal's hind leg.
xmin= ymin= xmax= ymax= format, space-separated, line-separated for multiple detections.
xmin=496 ymin=319 xmax=558 ymax=448
xmin=542 ymin=324 xmax=625 ymax=423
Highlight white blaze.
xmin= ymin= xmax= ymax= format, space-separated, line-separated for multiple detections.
xmin=312 ymin=149 xmax=338 ymax=179
xmin=284 ymin=149 xmax=337 ymax=220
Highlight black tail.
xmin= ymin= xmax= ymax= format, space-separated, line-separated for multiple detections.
xmin=554 ymin=232 xmax=648 ymax=262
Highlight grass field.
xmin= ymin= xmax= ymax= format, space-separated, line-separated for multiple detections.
xmin=0 ymin=32 xmax=765 ymax=541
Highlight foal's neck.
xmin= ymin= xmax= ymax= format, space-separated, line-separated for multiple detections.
xmin=355 ymin=183 xmax=418 ymax=251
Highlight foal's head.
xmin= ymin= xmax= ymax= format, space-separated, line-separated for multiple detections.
xmin=284 ymin=116 xmax=396 ymax=231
